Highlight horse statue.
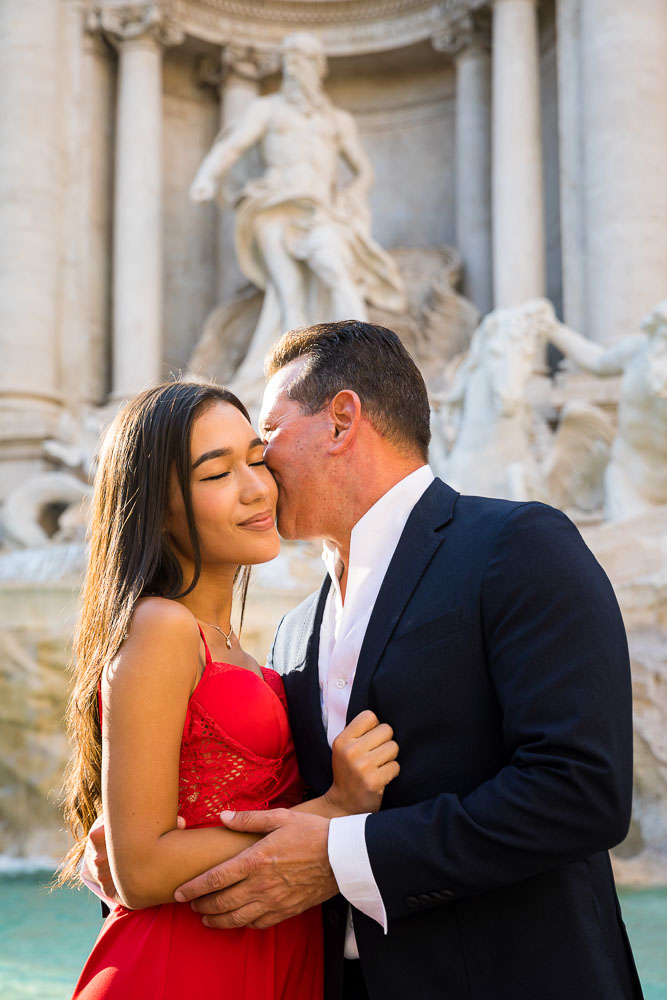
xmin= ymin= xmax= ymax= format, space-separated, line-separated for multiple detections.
xmin=431 ymin=299 xmax=614 ymax=510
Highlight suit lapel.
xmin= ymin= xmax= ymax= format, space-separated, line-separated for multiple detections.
xmin=346 ymin=478 xmax=458 ymax=723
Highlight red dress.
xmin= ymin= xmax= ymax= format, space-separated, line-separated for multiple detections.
xmin=72 ymin=628 xmax=323 ymax=999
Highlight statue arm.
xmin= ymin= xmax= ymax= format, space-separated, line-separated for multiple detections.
xmin=548 ymin=321 xmax=642 ymax=376
xmin=336 ymin=109 xmax=374 ymax=197
xmin=190 ymin=100 xmax=269 ymax=203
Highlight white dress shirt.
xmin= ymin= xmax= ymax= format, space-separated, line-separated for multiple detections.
xmin=323 ymin=465 xmax=435 ymax=956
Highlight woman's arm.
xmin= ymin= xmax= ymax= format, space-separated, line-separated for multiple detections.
xmin=101 ymin=599 xmax=261 ymax=910
xmin=294 ymin=710 xmax=400 ymax=819
xmin=101 ymin=599 xmax=401 ymax=911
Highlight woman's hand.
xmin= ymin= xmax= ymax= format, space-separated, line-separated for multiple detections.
xmin=325 ymin=710 xmax=400 ymax=815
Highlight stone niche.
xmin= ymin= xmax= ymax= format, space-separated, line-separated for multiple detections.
xmin=161 ymin=35 xmax=459 ymax=375
xmin=0 ymin=0 xmax=665 ymax=890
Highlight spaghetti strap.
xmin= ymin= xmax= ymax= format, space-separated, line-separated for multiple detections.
xmin=197 ymin=624 xmax=213 ymax=666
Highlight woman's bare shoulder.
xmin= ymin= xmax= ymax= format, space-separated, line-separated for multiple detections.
xmin=105 ymin=598 xmax=200 ymax=691
xmin=131 ymin=596 xmax=198 ymax=635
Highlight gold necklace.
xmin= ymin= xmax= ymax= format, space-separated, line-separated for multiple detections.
xmin=200 ymin=620 xmax=234 ymax=649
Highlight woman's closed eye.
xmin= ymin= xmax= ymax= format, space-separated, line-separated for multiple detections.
xmin=201 ymin=471 xmax=229 ymax=481
xmin=202 ymin=460 xmax=265 ymax=481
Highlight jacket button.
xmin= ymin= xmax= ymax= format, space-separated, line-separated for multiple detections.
xmin=406 ymin=896 xmax=419 ymax=907
xmin=418 ymin=893 xmax=432 ymax=905
xmin=440 ymin=889 xmax=454 ymax=900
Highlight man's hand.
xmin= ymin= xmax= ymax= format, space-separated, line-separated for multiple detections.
xmin=83 ymin=814 xmax=186 ymax=901
xmin=174 ymin=809 xmax=338 ymax=930
xmin=83 ymin=815 xmax=116 ymax=899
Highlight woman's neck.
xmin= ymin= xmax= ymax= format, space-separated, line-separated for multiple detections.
xmin=174 ymin=566 xmax=237 ymax=629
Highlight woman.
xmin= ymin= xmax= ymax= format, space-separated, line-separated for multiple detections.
xmin=59 ymin=380 xmax=399 ymax=999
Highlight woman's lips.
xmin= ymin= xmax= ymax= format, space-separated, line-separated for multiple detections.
xmin=238 ymin=511 xmax=275 ymax=530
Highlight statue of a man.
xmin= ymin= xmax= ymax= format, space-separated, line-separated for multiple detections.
xmin=546 ymin=301 xmax=667 ymax=521
xmin=190 ymin=32 xmax=405 ymax=387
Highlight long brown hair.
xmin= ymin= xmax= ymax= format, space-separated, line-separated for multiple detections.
xmin=57 ymin=380 xmax=251 ymax=885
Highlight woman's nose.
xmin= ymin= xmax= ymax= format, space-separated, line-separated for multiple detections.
xmin=239 ymin=464 xmax=269 ymax=503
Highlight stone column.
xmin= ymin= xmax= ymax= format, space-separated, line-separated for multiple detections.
xmin=434 ymin=5 xmax=492 ymax=315
xmin=78 ymin=21 xmax=116 ymax=405
xmin=555 ymin=0 xmax=585 ymax=333
xmin=210 ymin=46 xmax=279 ymax=303
xmin=491 ymin=0 xmax=545 ymax=307
xmin=0 ymin=0 xmax=64 ymax=494
xmin=101 ymin=5 xmax=183 ymax=400
xmin=580 ymin=0 xmax=667 ymax=344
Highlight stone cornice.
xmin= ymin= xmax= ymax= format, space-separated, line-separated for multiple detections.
xmin=86 ymin=2 xmax=185 ymax=48
xmin=432 ymin=0 xmax=491 ymax=57
xmin=159 ymin=0 xmax=452 ymax=56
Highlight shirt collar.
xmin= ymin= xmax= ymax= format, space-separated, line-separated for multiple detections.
xmin=322 ymin=465 xmax=435 ymax=598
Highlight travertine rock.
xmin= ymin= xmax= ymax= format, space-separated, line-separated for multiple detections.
xmin=582 ymin=512 xmax=667 ymax=882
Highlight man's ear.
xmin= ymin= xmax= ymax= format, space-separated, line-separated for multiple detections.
xmin=327 ymin=390 xmax=362 ymax=454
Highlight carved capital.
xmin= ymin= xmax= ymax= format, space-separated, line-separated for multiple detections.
xmin=432 ymin=0 xmax=491 ymax=57
xmin=196 ymin=45 xmax=279 ymax=93
xmin=222 ymin=44 xmax=281 ymax=83
xmin=87 ymin=3 xmax=185 ymax=49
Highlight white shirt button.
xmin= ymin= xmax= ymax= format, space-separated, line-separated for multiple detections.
xmin=336 ymin=677 xmax=347 ymax=689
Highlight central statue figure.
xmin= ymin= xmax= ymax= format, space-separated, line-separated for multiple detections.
xmin=190 ymin=32 xmax=406 ymax=388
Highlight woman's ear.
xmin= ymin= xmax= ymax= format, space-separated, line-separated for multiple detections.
xmin=328 ymin=390 xmax=362 ymax=453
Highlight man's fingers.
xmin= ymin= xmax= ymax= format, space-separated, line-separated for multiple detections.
xmin=88 ymin=816 xmax=107 ymax=848
xmin=174 ymin=817 xmax=291 ymax=902
xmin=174 ymin=856 xmax=250 ymax=902
xmin=202 ymin=901 xmax=269 ymax=930
xmin=219 ymin=808 xmax=291 ymax=834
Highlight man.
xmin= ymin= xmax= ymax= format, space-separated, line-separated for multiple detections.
xmin=88 ymin=321 xmax=642 ymax=999
xmin=189 ymin=33 xmax=405 ymax=405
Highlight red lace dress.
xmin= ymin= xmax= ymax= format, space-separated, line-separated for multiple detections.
xmin=71 ymin=629 xmax=323 ymax=999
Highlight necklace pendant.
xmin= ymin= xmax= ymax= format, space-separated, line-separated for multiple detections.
xmin=225 ymin=636 xmax=232 ymax=650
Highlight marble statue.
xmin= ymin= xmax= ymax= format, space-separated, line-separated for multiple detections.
xmin=432 ymin=299 xmax=614 ymax=509
xmin=0 ymin=406 xmax=103 ymax=549
xmin=189 ymin=32 xmax=406 ymax=405
xmin=546 ymin=300 xmax=667 ymax=521
xmin=433 ymin=299 xmax=552 ymax=500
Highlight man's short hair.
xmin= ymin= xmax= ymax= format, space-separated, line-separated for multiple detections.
xmin=265 ymin=320 xmax=431 ymax=460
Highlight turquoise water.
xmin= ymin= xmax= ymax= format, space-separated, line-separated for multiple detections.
xmin=0 ymin=875 xmax=666 ymax=998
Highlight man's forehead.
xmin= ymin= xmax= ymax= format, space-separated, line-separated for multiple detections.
xmin=260 ymin=358 xmax=308 ymax=423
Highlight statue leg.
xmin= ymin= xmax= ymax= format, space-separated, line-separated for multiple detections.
xmin=306 ymin=226 xmax=368 ymax=321
xmin=254 ymin=216 xmax=309 ymax=330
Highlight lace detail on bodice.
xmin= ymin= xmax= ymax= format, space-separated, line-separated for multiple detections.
xmin=178 ymin=676 xmax=286 ymax=827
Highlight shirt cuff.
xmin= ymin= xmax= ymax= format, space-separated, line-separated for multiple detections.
xmin=328 ymin=813 xmax=387 ymax=933
xmin=80 ymin=857 xmax=118 ymax=912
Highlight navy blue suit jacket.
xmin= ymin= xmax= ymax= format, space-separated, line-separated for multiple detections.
xmin=268 ymin=480 xmax=643 ymax=1000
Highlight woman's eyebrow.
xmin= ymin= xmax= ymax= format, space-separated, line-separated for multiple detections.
xmin=192 ymin=447 xmax=232 ymax=470
xmin=192 ymin=439 xmax=263 ymax=470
